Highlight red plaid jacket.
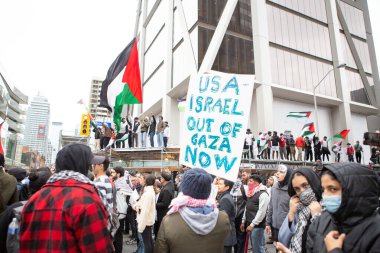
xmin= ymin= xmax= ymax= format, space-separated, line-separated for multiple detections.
xmin=20 ymin=179 xmax=114 ymax=253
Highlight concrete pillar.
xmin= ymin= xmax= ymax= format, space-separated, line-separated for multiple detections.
xmin=162 ymin=0 xmax=178 ymax=145
xmin=325 ymin=0 xmax=352 ymax=143
xmin=250 ymin=0 xmax=273 ymax=133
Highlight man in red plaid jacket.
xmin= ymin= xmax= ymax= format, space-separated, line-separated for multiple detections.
xmin=20 ymin=143 xmax=114 ymax=253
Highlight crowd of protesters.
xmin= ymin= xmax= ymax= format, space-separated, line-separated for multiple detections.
xmin=243 ymin=129 xmax=380 ymax=165
xmin=0 ymin=143 xmax=379 ymax=253
xmin=94 ymin=114 xmax=170 ymax=150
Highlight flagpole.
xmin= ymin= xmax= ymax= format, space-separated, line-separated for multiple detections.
xmin=127 ymin=0 xmax=143 ymax=117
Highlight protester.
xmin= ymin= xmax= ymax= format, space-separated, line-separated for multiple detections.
xmin=0 ymin=154 xmax=18 ymax=214
xmin=304 ymin=137 xmax=313 ymax=162
xmin=157 ymin=116 xmax=165 ymax=148
xmin=279 ymin=133 xmax=287 ymax=160
xmin=271 ymin=131 xmax=280 ymax=160
xmin=132 ymin=117 xmax=140 ymax=148
xmin=217 ymin=178 xmax=237 ymax=253
xmin=163 ymin=121 xmax=170 ymax=148
xmin=148 ymin=114 xmax=157 ymax=147
xmin=0 ymin=170 xmax=51 ymax=253
xmin=241 ymin=175 xmax=270 ymax=253
xmin=244 ymin=129 xmax=255 ymax=159
xmin=266 ymin=165 xmax=293 ymax=245
xmin=346 ymin=143 xmax=354 ymax=162
xmin=20 ymin=143 xmax=113 ymax=252
xmin=266 ymin=131 xmax=272 ymax=159
xmin=111 ymin=167 xmax=129 ymax=253
xmin=306 ymin=163 xmax=380 ymax=252
xmin=332 ymin=141 xmax=342 ymax=162
xmin=295 ymin=136 xmax=304 ymax=161
xmin=354 ymin=140 xmax=363 ymax=163
xmin=102 ymin=123 xmax=112 ymax=149
xmin=231 ymin=173 xmax=247 ymax=253
xmin=115 ymin=118 xmax=128 ymax=148
xmin=93 ymin=156 xmax=114 ymax=222
xmin=7 ymin=167 xmax=29 ymax=201
xmin=140 ymin=116 xmax=150 ymax=148
xmin=134 ymin=174 xmax=156 ymax=253
xmin=266 ymin=175 xmax=277 ymax=198
xmin=313 ymin=136 xmax=321 ymax=161
xmin=155 ymin=172 xmax=175 ymax=238
xmin=93 ymin=126 xmax=102 ymax=150
xmin=154 ymin=168 xmax=230 ymax=253
xmin=288 ymin=134 xmax=296 ymax=161
xmin=278 ymin=168 xmax=323 ymax=253
xmin=321 ymin=136 xmax=330 ymax=162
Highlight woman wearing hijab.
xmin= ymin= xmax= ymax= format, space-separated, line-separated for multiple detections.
xmin=278 ymin=168 xmax=323 ymax=253
xmin=266 ymin=164 xmax=293 ymax=245
xmin=305 ymin=163 xmax=380 ymax=253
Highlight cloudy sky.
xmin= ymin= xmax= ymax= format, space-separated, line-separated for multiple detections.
xmin=0 ymin=0 xmax=379 ymax=132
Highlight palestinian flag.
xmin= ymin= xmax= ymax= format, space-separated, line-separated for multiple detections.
xmin=287 ymin=111 xmax=312 ymax=118
xmin=333 ymin=130 xmax=350 ymax=139
xmin=100 ymin=38 xmax=142 ymax=133
xmin=301 ymin=122 xmax=315 ymax=136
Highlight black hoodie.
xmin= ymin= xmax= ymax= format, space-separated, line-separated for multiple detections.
xmin=55 ymin=143 xmax=93 ymax=176
xmin=306 ymin=163 xmax=380 ymax=253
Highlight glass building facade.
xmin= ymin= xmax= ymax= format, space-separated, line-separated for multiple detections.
xmin=198 ymin=0 xmax=376 ymax=104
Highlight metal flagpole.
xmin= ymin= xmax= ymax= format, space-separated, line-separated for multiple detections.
xmin=128 ymin=0 xmax=143 ymax=116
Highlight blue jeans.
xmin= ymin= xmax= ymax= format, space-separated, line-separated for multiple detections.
xmin=149 ymin=131 xmax=155 ymax=147
xmin=157 ymin=132 xmax=164 ymax=148
xmin=141 ymin=132 xmax=147 ymax=147
xmin=249 ymin=227 xmax=265 ymax=253
xmin=137 ymin=232 xmax=144 ymax=253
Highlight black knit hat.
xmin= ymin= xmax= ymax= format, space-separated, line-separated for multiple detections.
xmin=181 ymin=168 xmax=212 ymax=199
xmin=29 ymin=171 xmax=51 ymax=194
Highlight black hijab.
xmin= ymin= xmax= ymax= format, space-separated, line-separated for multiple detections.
xmin=288 ymin=167 xmax=322 ymax=201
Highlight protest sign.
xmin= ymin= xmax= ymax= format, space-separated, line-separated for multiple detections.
xmin=179 ymin=71 xmax=254 ymax=182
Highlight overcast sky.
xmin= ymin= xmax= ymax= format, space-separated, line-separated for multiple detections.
xmin=0 ymin=0 xmax=379 ymax=132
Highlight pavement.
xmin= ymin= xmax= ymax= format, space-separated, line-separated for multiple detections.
xmin=121 ymin=232 xmax=276 ymax=253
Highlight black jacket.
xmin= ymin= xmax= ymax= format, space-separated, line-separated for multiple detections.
xmin=218 ymin=191 xmax=237 ymax=246
xmin=148 ymin=116 xmax=156 ymax=134
xmin=306 ymin=163 xmax=380 ymax=253
xmin=156 ymin=181 xmax=175 ymax=221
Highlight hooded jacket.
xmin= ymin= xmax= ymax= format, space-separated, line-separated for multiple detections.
xmin=306 ymin=163 xmax=380 ymax=253
xmin=266 ymin=167 xmax=293 ymax=229
xmin=279 ymin=168 xmax=322 ymax=253
xmin=154 ymin=206 xmax=230 ymax=253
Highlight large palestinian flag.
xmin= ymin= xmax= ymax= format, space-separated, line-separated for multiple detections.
xmin=301 ymin=122 xmax=315 ymax=136
xmin=100 ymin=38 xmax=142 ymax=133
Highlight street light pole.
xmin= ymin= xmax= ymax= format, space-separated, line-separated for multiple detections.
xmin=313 ymin=63 xmax=346 ymax=137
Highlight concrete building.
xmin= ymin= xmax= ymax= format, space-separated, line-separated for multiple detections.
xmin=23 ymin=94 xmax=50 ymax=158
xmin=134 ymin=0 xmax=380 ymax=163
xmin=0 ymin=69 xmax=28 ymax=166
xmin=89 ymin=78 xmax=110 ymax=122
xmin=49 ymin=121 xmax=63 ymax=164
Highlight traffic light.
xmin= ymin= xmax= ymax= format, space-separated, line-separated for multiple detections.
xmin=80 ymin=114 xmax=90 ymax=136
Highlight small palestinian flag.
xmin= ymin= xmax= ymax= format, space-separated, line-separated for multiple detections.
xmin=286 ymin=111 xmax=311 ymax=118
xmin=100 ymin=38 xmax=142 ymax=133
xmin=334 ymin=130 xmax=350 ymax=139
xmin=301 ymin=122 xmax=315 ymax=136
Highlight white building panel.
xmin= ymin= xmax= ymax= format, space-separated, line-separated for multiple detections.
xmin=143 ymin=65 xmax=165 ymax=112
xmin=144 ymin=27 xmax=166 ymax=81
